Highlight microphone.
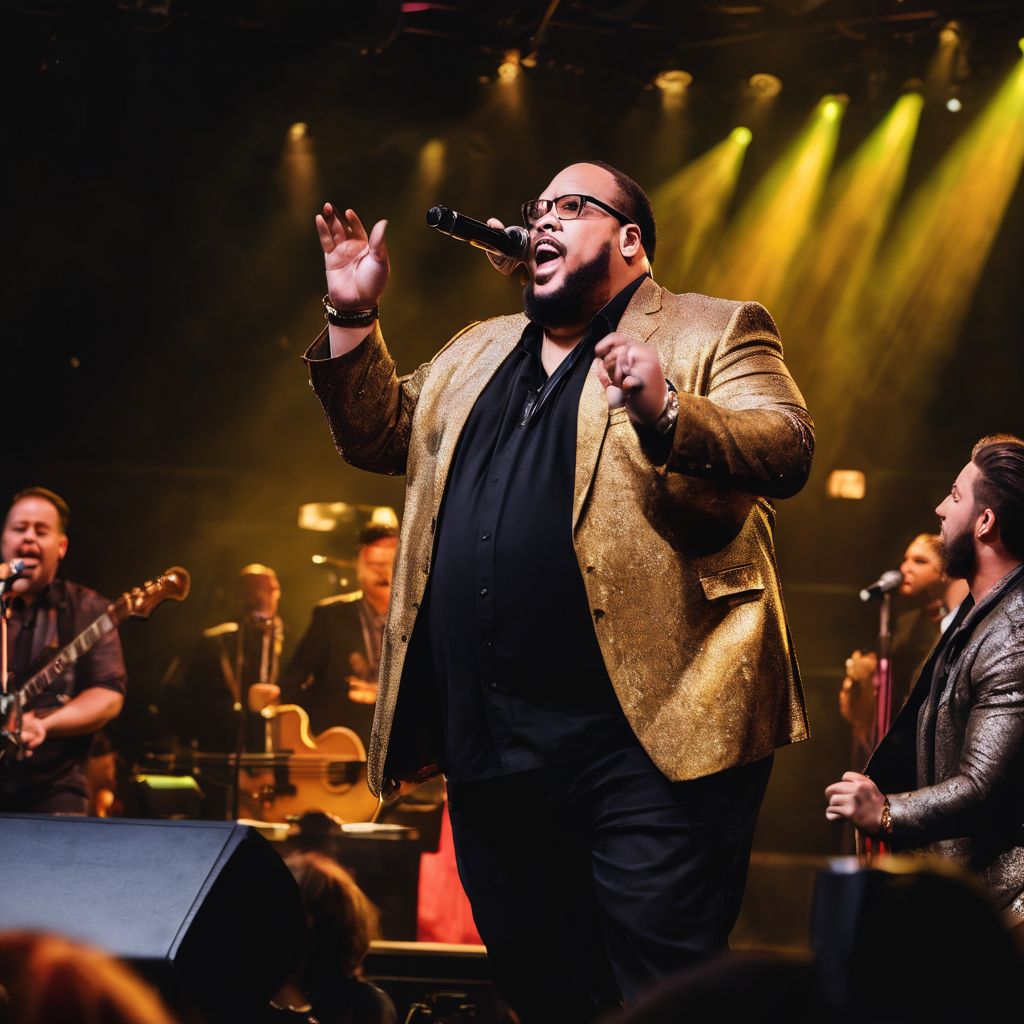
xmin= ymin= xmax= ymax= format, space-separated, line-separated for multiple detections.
xmin=426 ymin=206 xmax=530 ymax=260
xmin=0 ymin=559 xmax=27 ymax=582
xmin=859 ymin=569 xmax=904 ymax=602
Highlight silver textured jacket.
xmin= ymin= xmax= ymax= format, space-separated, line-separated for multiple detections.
xmin=867 ymin=564 xmax=1024 ymax=918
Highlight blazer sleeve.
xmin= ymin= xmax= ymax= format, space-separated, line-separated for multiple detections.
xmin=668 ymin=301 xmax=814 ymax=499
xmin=303 ymin=324 xmax=436 ymax=476
xmin=887 ymin=638 xmax=1024 ymax=846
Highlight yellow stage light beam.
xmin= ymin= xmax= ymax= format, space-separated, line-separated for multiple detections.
xmin=926 ymin=21 xmax=963 ymax=102
xmin=650 ymin=130 xmax=752 ymax=291
xmin=282 ymin=122 xmax=318 ymax=226
xmin=698 ymin=95 xmax=846 ymax=309
xmin=811 ymin=55 xmax=1024 ymax=466
xmin=418 ymin=138 xmax=445 ymax=193
xmin=787 ymin=92 xmax=923 ymax=371
xmin=858 ymin=56 xmax=1024 ymax=433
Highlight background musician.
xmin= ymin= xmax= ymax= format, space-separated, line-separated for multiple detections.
xmin=273 ymin=524 xmax=398 ymax=752
xmin=0 ymin=487 xmax=126 ymax=815
xmin=840 ymin=533 xmax=968 ymax=759
xmin=166 ymin=562 xmax=283 ymax=755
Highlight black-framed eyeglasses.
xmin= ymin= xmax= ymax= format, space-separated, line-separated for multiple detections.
xmin=521 ymin=194 xmax=632 ymax=228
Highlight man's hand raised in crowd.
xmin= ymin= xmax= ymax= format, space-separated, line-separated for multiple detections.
xmin=593 ymin=333 xmax=670 ymax=426
xmin=315 ymin=203 xmax=390 ymax=357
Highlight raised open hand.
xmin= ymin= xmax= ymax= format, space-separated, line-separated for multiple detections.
xmin=315 ymin=203 xmax=390 ymax=310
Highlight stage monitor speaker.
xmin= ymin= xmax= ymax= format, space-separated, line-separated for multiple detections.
xmin=0 ymin=815 xmax=304 ymax=1023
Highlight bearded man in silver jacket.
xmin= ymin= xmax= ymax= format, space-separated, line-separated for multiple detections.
xmin=826 ymin=434 xmax=1024 ymax=923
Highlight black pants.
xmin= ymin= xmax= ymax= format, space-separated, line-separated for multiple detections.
xmin=447 ymin=741 xmax=772 ymax=1024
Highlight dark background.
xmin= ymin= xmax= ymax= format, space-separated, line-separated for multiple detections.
xmin=4 ymin=0 xmax=1024 ymax=853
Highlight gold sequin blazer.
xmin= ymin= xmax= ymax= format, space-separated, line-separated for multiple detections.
xmin=305 ymin=278 xmax=814 ymax=795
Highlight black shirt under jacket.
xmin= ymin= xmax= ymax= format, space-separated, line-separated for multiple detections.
xmin=427 ymin=275 xmax=648 ymax=783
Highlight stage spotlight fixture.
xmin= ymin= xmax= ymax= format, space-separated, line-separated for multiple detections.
xmin=287 ymin=122 xmax=310 ymax=141
xmin=820 ymin=95 xmax=846 ymax=121
xmin=731 ymin=126 xmax=753 ymax=147
xmin=946 ymin=97 xmax=963 ymax=112
xmin=749 ymin=73 xmax=782 ymax=98
xmin=655 ymin=69 xmax=693 ymax=96
xmin=939 ymin=22 xmax=960 ymax=46
xmin=498 ymin=49 xmax=521 ymax=82
xmin=827 ymin=470 xmax=866 ymax=500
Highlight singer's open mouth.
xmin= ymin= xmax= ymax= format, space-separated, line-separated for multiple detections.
xmin=533 ymin=238 xmax=564 ymax=266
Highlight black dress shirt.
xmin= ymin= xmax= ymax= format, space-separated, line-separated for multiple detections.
xmin=427 ymin=275 xmax=648 ymax=782
xmin=0 ymin=579 xmax=127 ymax=802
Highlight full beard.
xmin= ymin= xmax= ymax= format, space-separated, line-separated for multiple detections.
xmin=523 ymin=242 xmax=612 ymax=329
xmin=943 ymin=523 xmax=977 ymax=580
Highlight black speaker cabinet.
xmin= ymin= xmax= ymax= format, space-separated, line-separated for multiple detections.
xmin=0 ymin=815 xmax=304 ymax=1023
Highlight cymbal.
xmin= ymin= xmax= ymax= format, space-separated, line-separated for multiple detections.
xmin=297 ymin=501 xmax=398 ymax=532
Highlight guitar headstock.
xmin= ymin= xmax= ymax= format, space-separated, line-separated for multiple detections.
xmin=115 ymin=567 xmax=191 ymax=621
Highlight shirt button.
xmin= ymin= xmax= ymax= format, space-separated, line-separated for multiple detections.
xmin=489 ymin=477 xmax=499 ymax=484
xmin=481 ymin=532 xmax=491 ymax=541
xmin=489 ymin=681 xmax=498 ymax=690
xmin=480 ymin=587 xmax=488 ymax=596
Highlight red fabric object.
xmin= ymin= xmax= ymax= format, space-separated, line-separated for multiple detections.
xmin=416 ymin=799 xmax=482 ymax=944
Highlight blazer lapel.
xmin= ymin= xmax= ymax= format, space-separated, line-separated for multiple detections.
xmin=572 ymin=277 xmax=663 ymax=531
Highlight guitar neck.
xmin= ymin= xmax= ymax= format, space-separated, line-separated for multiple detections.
xmin=18 ymin=611 xmax=117 ymax=706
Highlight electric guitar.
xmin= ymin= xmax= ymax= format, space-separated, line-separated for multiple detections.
xmin=0 ymin=567 xmax=191 ymax=759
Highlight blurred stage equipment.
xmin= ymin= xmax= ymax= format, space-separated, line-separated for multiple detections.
xmin=365 ymin=942 xmax=503 ymax=1023
xmin=0 ymin=816 xmax=304 ymax=1024
xmin=147 ymin=704 xmax=380 ymax=824
xmin=298 ymin=501 xmax=398 ymax=532
xmin=811 ymin=856 xmax=1023 ymax=1019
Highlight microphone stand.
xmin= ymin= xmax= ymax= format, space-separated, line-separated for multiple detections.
xmin=860 ymin=591 xmax=894 ymax=862
xmin=873 ymin=591 xmax=895 ymax=745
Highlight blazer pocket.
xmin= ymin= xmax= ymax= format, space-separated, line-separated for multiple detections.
xmin=608 ymin=406 xmax=631 ymax=426
xmin=699 ymin=562 xmax=765 ymax=602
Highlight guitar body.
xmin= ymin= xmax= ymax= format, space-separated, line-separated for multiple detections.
xmin=237 ymin=704 xmax=381 ymax=824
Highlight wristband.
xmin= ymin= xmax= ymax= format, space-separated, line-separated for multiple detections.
xmin=323 ymin=294 xmax=379 ymax=328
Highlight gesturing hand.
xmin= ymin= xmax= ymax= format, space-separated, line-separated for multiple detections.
xmin=593 ymin=332 xmax=669 ymax=426
xmin=315 ymin=203 xmax=390 ymax=310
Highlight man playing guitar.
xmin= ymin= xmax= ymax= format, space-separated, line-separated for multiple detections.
xmin=0 ymin=487 xmax=127 ymax=814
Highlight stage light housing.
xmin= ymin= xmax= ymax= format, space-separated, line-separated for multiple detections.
xmin=655 ymin=69 xmax=693 ymax=95
xmin=748 ymin=73 xmax=782 ymax=98
xmin=939 ymin=22 xmax=961 ymax=46
xmin=498 ymin=50 xmax=521 ymax=82
xmin=287 ymin=122 xmax=310 ymax=141
xmin=820 ymin=95 xmax=846 ymax=121
xmin=827 ymin=470 xmax=866 ymax=500
xmin=730 ymin=126 xmax=753 ymax=147
xmin=946 ymin=97 xmax=963 ymax=112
